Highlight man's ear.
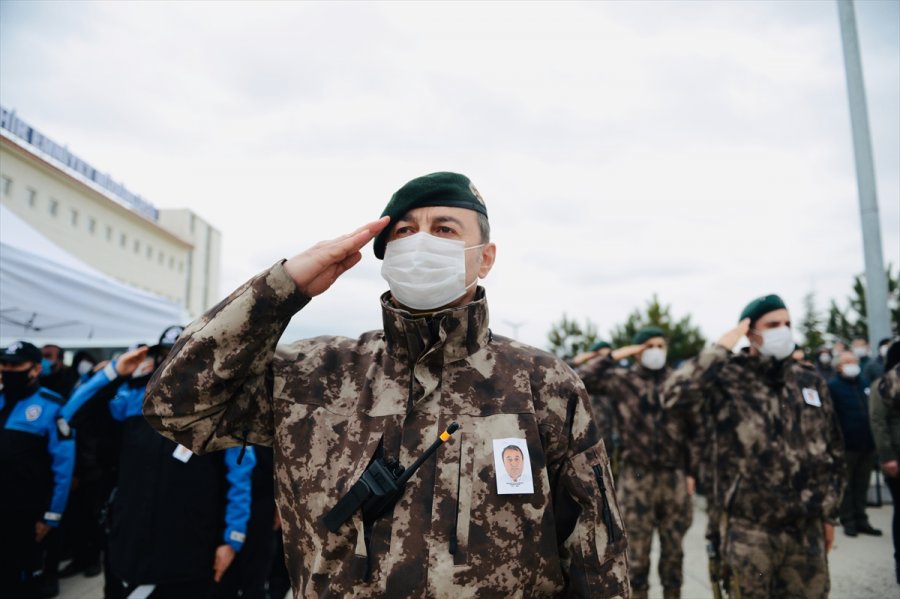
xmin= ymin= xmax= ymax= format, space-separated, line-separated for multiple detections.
xmin=477 ymin=243 xmax=497 ymax=279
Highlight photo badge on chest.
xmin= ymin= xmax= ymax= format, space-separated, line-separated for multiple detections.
xmin=493 ymin=438 xmax=534 ymax=495
xmin=801 ymin=387 xmax=822 ymax=407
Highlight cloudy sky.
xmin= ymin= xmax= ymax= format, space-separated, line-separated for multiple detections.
xmin=1 ymin=0 xmax=897 ymax=351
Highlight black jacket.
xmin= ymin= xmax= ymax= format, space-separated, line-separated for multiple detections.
xmin=828 ymin=374 xmax=876 ymax=452
xmin=108 ymin=415 xmax=229 ymax=585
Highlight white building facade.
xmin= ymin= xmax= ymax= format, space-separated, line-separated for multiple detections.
xmin=0 ymin=106 xmax=220 ymax=321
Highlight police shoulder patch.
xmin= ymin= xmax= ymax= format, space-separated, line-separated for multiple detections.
xmin=25 ymin=404 xmax=43 ymax=421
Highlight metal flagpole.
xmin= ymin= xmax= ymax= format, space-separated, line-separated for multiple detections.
xmin=836 ymin=0 xmax=892 ymax=349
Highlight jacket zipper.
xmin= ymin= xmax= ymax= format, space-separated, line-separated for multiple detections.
xmin=592 ymin=464 xmax=618 ymax=543
xmin=450 ymin=440 xmax=462 ymax=555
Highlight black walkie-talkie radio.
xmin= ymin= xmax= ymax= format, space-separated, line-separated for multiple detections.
xmin=324 ymin=422 xmax=460 ymax=533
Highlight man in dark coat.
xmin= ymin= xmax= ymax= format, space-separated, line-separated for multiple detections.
xmin=828 ymin=350 xmax=882 ymax=537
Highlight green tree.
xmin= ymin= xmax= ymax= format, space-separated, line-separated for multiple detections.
xmin=798 ymin=291 xmax=826 ymax=352
xmin=827 ymin=264 xmax=899 ymax=342
xmin=546 ymin=313 xmax=600 ymax=360
xmin=826 ymin=299 xmax=855 ymax=343
xmin=608 ymin=294 xmax=706 ymax=366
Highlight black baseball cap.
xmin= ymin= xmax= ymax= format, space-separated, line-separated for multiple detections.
xmin=0 ymin=341 xmax=43 ymax=365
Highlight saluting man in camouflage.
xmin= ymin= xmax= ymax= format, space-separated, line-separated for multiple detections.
xmin=572 ymin=340 xmax=618 ymax=462
xmin=144 ymin=172 xmax=630 ymax=598
xmin=663 ymin=295 xmax=845 ymax=599
xmin=576 ymin=327 xmax=694 ymax=599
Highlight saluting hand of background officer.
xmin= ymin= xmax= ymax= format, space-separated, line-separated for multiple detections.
xmin=611 ymin=343 xmax=648 ymax=362
xmin=717 ymin=318 xmax=751 ymax=350
xmin=115 ymin=345 xmax=149 ymax=376
xmin=284 ymin=217 xmax=390 ymax=297
xmin=572 ymin=342 xmax=645 ymax=366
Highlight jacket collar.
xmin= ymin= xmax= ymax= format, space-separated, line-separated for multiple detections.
xmin=381 ymin=287 xmax=491 ymax=365
xmin=737 ymin=352 xmax=792 ymax=385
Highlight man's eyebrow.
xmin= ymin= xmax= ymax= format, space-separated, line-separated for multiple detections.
xmin=396 ymin=214 xmax=467 ymax=228
xmin=432 ymin=215 xmax=466 ymax=228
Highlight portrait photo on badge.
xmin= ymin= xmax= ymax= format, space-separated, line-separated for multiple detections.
xmin=492 ymin=438 xmax=534 ymax=495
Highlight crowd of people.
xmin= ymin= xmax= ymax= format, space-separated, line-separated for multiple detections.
xmin=1 ymin=335 xmax=292 ymax=599
xmin=572 ymin=321 xmax=899 ymax=598
xmin=1 ymin=170 xmax=899 ymax=599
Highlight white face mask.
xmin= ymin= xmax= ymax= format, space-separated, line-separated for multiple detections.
xmin=880 ymin=344 xmax=889 ymax=359
xmin=852 ymin=346 xmax=868 ymax=359
xmin=754 ymin=326 xmax=794 ymax=360
xmin=132 ymin=358 xmax=155 ymax=378
xmin=76 ymin=360 xmax=94 ymax=376
xmin=640 ymin=348 xmax=667 ymax=370
xmin=381 ymin=233 xmax=483 ymax=310
xmin=818 ymin=353 xmax=832 ymax=365
xmin=841 ymin=363 xmax=861 ymax=378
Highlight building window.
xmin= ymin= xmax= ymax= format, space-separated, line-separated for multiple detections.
xmin=146 ymin=245 xmax=153 ymax=259
xmin=48 ymin=198 xmax=59 ymax=217
xmin=178 ymin=261 xmax=184 ymax=273
xmin=1 ymin=175 xmax=11 ymax=196
xmin=120 ymin=233 xmax=127 ymax=248
xmin=88 ymin=217 xmax=96 ymax=234
xmin=70 ymin=208 xmax=79 ymax=227
xmin=168 ymin=256 xmax=175 ymax=269
xmin=158 ymin=251 xmax=164 ymax=264
xmin=27 ymin=188 xmax=37 ymax=207
xmin=133 ymin=239 xmax=141 ymax=254
xmin=106 ymin=225 xmax=113 ymax=242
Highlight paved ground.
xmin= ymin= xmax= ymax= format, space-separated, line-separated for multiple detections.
xmin=60 ymin=497 xmax=896 ymax=599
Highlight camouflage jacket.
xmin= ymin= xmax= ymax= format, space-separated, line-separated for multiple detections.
xmin=870 ymin=365 xmax=900 ymax=464
xmin=577 ymin=357 xmax=692 ymax=472
xmin=663 ymin=345 xmax=845 ymax=529
xmin=144 ymin=263 xmax=630 ymax=598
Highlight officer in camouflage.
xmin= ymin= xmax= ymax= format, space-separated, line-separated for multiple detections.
xmin=572 ymin=340 xmax=618 ymax=462
xmin=576 ymin=327 xmax=694 ymax=599
xmin=663 ymin=295 xmax=845 ymax=599
xmin=144 ymin=172 xmax=630 ymax=598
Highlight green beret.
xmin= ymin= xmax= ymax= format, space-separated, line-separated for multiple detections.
xmin=739 ymin=294 xmax=787 ymax=323
xmin=374 ymin=172 xmax=488 ymax=259
xmin=633 ymin=326 xmax=665 ymax=345
xmin=589 ymin=340 xmax=612 ymax=352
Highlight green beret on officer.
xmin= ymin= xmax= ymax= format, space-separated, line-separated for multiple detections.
xmin=373 ymin=172 xmax=488 ymax=259
xmin=739 ymin=294 xmax=787 ymax=325
xmin=590 ymin=340 xmax=612 ymax=352
xmin=633 ymin=326 xmax=666 ymax=346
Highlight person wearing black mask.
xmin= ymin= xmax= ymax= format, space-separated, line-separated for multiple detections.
xmin=0 ymin=341 xmax=76 ymax=598
xmin=828 ymin=350 xmax=881 ymax=537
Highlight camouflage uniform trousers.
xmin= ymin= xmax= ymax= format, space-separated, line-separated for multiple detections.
xmin=723 ymin=517 xmax=829 ymax=599
xmin=617 ymin=464 xmax=692 ymax=599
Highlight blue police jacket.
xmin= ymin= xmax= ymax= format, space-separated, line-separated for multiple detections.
xmin=0 ymin=386 xmax=76 ymax=526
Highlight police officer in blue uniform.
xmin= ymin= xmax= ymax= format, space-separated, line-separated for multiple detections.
xmin=0 ymin=341 xmax=76 ymax=599
xmin=62 ymin=327 xmax=255 ymax=599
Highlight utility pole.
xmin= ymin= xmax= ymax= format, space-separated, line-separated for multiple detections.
xmin=503 ymin=320 xmax=526 ymax=340
xmin=836 ymin=0 xmax=892 ymax=349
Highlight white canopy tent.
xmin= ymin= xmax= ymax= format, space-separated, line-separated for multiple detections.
xmin=0 ymin=203 xmax=187 ymax=348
